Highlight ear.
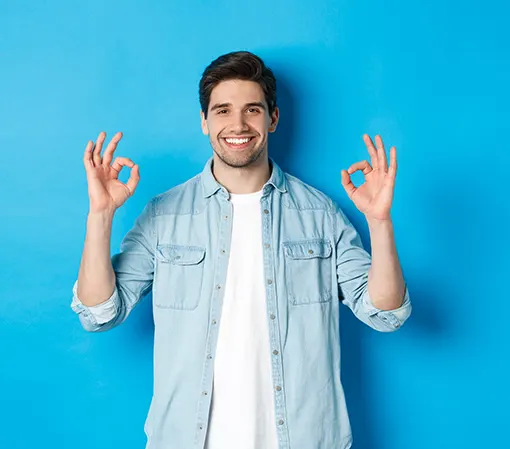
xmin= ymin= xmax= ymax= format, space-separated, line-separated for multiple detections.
xmin=268 ymin=106 xmax=279 ymax=133
xmin=200 ymin=110 xmax=209 ymax=135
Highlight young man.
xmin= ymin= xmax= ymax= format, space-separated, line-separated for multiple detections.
xmin=71 ymin=51 xmax=411 ymax=449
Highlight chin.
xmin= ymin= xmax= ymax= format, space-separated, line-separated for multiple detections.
xmin=215 ymin=145 xmax=265 ymax=169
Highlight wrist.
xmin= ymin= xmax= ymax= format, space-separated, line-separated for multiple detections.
xmin=87 ymin=209 xmax=115 ymax=225
xmin=366 ymin=215 xmax=393 ymax=229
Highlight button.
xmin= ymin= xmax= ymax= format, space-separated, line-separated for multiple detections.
xmin=267 ymin=279 xmax=273 ymax=285
xmin=199 ymin=424 xmax=203 ymax=430
xmin=270 ymin=314 xmax=276 ymax=320
xmin=212 ymin=320 xmax=217 ymax=325
xmin=224 ymin=215 xmax=229 ymax=220
xmin=202 ymin=391 xmax=208 ymax=396
xmin=275 ymin=385 xmax=282 ymax=391
xmin=175 ymin=255 xmax=181 ymax=259
xmin=221 ymin=249 xmax=226 ymax=254
xmin=207 ymin=354 xmax=212 ymax=359
xmin=278 ymin=419 xmax=284 ymax=426
xmin=216 ymin=284 xmax=221 ymax=289
xmin=273 ymin=349 xmax=279 ymax=355
xmin=308 ymin=249 xmax=314 ymax=254
xmin=264 ymin=209 xmax=269 ymax=214
xmin=264 ymin=243 xmax=270 ymax=248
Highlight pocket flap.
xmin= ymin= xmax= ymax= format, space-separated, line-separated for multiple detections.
xmin=156 ymin=244 xmax=206 ymax=265
xmin=283 ymin=239 xmax=332 ymax=259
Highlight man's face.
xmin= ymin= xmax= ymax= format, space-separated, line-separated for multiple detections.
xmin=201 ymin=79 xmax=279 ymax=169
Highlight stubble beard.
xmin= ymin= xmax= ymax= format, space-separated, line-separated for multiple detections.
xmin=210 ymin=135 xmax=267 ymax=169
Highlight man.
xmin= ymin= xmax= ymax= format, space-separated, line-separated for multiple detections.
xmin=71 ymin=51 xmax=411 ymax=449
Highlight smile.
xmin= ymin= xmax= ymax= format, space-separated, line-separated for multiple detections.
xmin=222 ymin=136 xmax=255 ymax=149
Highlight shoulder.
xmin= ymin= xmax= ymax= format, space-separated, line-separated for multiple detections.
xmin=283 ymin=172 xmax=336 ymax=213
xmin=283 ymin=172 xmax=355 ymax=231
xmin=148 ymin=172 xmax=203 ymax=216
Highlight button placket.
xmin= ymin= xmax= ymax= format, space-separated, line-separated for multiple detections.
xmin=197 ymin=201 xmax=232 ymax=445
xmin=260 ymin=197 xmax=290 ymax=445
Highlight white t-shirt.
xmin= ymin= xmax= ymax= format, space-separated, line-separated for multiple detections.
xmin=204 ymin=188 xmax=278 ymax=449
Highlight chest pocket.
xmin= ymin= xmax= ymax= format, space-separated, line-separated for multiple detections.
xmin=154 ymin=244 xmax=206 ymax=310
xmin=283 ymin=239 xmax=333 ymax=305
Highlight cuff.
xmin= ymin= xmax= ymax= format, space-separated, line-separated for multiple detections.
xmin=363 ymin=284 xmax=412 ymax=329
xmin=71 ymin=280 xmax=119 ymax=325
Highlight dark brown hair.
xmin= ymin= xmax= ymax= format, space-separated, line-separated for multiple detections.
xmin=199 ymin=51 xmax=277 ymax=119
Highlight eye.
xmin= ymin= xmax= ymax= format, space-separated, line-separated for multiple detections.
xmin=247 ymin=108 xmax=260 ymax=113
xmin=217 ymin=109 xmax=228 ymax=114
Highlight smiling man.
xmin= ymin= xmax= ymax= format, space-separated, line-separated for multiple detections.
xmin=200 ymin=75 xmax=277 ymax=193
xmin=71 ymin=51 xmax=412 ymax=449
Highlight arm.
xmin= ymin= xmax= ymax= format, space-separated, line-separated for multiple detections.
xmin=334 ymin=206 xmax=411 ymax=332
xmin=366 ymin=217 xmax=406 ymax=310
xmin=76 ymin=210 xmax=116 ymax=308
xmin=70 ymin=131 xmax=143 ymax=332
xmin=71 ymin=200 xmax=155 ymax=332
xmin=337 ymin=133 xmax=412 ymax=331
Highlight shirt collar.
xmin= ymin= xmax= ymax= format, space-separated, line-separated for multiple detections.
xmin=201 ymin=156 xmax=288 ymax=198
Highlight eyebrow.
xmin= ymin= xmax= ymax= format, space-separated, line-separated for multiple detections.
xmin=209 ymin=102 xmax=267 ymax=112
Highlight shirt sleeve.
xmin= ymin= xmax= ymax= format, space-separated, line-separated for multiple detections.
xmin=332 ymin=202 xmax=412 ymax=332
xmin=70 ymin=199 xmax=156 ymax=332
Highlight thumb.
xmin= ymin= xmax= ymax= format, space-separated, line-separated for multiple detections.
xmin=125 ymin=164 xmax=140 ymax=196
xmin=341 ymin=170 xmax=355 ymax=199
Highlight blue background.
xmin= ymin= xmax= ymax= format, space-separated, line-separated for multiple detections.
xmin=1 ymin=1 xmax=508 ymax=448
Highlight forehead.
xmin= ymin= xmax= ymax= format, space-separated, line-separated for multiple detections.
xmin=209 ymin=79 xmax=266 ymax=108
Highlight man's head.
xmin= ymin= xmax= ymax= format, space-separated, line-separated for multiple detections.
xmin=199 ymin=51 xmax=279 ymax=169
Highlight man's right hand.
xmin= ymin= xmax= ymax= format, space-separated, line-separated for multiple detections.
xmin=83 ymin=131 xmax=140 ymax=214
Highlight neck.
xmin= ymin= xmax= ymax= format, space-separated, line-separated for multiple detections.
xmin=212 ymin=153 xmax=271 ymax=194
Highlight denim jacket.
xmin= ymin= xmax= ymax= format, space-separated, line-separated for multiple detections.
xmin=71 ymin=156 xmax=412 ymax=449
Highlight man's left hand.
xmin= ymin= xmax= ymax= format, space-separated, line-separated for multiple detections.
xmin=341 ymin=134 xmax=398 ymax=222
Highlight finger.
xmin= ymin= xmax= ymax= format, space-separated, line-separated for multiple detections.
xmin=125 ymin=164 xmax=140 ymax=196
xmin=102 ymin=131 xmax=123 ymax=167
xmin=347 ymin=160 xmax=373 ymax=176
xmin=362 ymin=134 xmax=379 ymax=170
xmin=83 ymin=140 xmax=95 ymax=170
xmin=93 ymin=131 xmax=106 ymax=165
xmin=111 ymin=156 xmax=135 ymax=177
xmin=388 ymin=146 xmax=397 ymax=179
xmin=340 ymin=170 xmax=356 ymax=199
xmin=375 ymin=134 xmax=388 ymax=171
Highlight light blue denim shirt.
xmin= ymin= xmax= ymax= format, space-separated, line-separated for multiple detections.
xmin=71 ymin=156 xmax=411 ymax=449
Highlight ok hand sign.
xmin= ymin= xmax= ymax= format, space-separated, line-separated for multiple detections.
xmin=83 ymin=131 xmax=140 ymax=214
xmin=341 ymin=134 xmax=397 ymax=222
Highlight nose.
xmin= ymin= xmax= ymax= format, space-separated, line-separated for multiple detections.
xmin=228 ymin=111 xmax=250 ymax=134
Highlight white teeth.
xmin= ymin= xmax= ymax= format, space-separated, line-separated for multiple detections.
xmin=225 ymin=137 xmax=251 ymax=144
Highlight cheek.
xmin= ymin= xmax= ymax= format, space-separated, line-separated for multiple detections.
xmin=250 ymin=118 xmax=268 ymax=134
xmin=206 ymin=124 xmax=220 ymax=139
xmin=209 ymin=120 xmax=225 ymax=137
